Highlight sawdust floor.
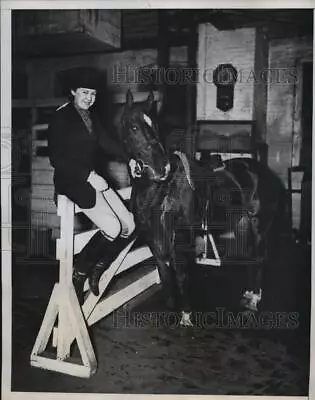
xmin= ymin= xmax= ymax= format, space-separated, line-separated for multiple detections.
xmin=11 ymin=240 xmax=310 ymax=395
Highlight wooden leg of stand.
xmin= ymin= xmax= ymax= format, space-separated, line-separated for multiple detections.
xmin=30 ymin=284 xmax=97 ymax=378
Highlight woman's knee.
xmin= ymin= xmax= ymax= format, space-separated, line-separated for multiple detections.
xmin=121 ymin=212 xmax=136 ymax=238
xmin=128 ymin=213 xmax=136 ymax=234
xmin=100 ymin=215 xmax=122 ymax=240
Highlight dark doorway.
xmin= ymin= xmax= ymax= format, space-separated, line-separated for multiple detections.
xmin=299 ymin=61 xmax=312 ymax=244
xmin=300 ymin=62 xmax=313 ymax=167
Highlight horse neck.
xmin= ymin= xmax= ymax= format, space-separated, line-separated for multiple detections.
xmin=132 ymin=179 xmax=162 ymax=214
xmin=132 ymin=152 xmax=191 ymax=207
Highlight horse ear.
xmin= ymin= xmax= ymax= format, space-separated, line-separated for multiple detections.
xmin=126 ymin=89 xmax=134 ymax=108
xmin=145 ymin=91 xmax=154 ymax=112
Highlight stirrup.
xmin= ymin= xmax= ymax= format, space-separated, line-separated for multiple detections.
xmin=195 ymin=232 xmax=221 ymax=267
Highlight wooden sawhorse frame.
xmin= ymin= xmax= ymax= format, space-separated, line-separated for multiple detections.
xmin=30 ymin=189 xmax=159 ymax=378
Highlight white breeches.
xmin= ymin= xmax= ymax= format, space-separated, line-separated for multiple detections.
xmin=81 ymin=188 xmax=135 ymax=241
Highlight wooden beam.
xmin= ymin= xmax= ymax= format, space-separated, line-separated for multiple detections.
xmin=185 ymin=18 xmax=198 ymax=157
xmin=87 ymin=269 xmax=160 ymax=326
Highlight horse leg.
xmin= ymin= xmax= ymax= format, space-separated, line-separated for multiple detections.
xmin=144 ymin=219 xmax=178 ymax=311
xmin=154 ymin=255 xmax=177 ymax=311
xmin=173 ymin=228 xmax=193 ymax=327
xmin=241 ymin=216 xmax=263 ymax=311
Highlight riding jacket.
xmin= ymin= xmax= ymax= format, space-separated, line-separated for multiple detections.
xmin=48 ymin=101 xmax=128 ymax=209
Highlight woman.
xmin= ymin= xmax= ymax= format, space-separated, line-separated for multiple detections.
xmin=48 ymin=67 xmax=137 ymax=303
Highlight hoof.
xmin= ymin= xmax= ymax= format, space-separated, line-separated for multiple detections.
xmin=240 ymin=289 xmax=262 ymax=312
xmin=240 ymin=298 xmax=258 ymax=312
xmin=180 ymin=311 xmax=193 ymax=327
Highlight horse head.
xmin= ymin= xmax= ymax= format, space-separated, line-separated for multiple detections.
xmin=121 ymin=90 xmax=170 ymax=182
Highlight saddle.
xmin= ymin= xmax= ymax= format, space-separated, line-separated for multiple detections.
xmin=192 ymin=156 xmax=260 ymax=235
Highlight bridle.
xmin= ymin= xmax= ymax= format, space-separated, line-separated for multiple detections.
xmin=123 ymin=109 xmax=171 ymax=182
xmin=136 ymin=158 xmax=171 ymax=181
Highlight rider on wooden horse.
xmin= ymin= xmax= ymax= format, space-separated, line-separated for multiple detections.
xmin=48 ymin=66 xmax=138 ymax=304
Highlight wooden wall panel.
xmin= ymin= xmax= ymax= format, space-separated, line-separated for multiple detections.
xmin=26 ymin=46 xmax=188 ymax=101
xmin=267 ymin=37 xmax=312 ymax=230
xmin=266 ymin=37 xmax=312 ymax=180
xmin=197 ymin=23 xmax=256 ymax=121
xmin=253 ymin=28 xmax=269 ymax=142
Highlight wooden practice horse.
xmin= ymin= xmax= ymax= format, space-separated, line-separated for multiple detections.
xmin=119 ymin=90 xmax=288 ymax=319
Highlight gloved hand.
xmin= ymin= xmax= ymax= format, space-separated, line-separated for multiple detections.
xmin=87 ymin=171 xmax=109 ymax=191
xmin=129 ymin=159 xmax=143 ymax=178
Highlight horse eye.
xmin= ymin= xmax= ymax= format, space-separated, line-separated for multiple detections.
xmin=131 ymin=125 xmax=138 ymax=132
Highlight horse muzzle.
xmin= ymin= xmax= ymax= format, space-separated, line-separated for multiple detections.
xmin=136 ymin=159 xmax=171 ymax=182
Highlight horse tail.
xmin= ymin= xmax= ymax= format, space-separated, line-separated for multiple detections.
xmin=266 ymin=179 xmax=291 ymax=253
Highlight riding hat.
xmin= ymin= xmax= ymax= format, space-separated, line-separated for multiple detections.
xmin=61 ymin=66 xmax=101 ymax=92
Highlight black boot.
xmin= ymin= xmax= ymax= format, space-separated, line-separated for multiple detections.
xmin=72 ymin=230 xmax=113 ymax=304
xmin=89 ymin=236 xmax=132 ymax=296
xmin=72 ymin=270 xmax=88 ymax=305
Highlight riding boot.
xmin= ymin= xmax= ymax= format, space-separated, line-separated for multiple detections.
xmin=72 ymin=230 xmax=112 ymax=304
xmin=72 ymin=270 xmax=88 ymax=305
xmin=88 ymin=236 xmax=132 ymax=296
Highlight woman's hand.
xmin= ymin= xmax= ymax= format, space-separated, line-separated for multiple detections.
xmin=129 ymin=159 xmax=143 ymax=178
xmin=87 ymin=171 xmax=109 ymax=191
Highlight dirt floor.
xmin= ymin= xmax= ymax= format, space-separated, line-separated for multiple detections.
xmin=11 ymin=238 xmax=311 ymax=395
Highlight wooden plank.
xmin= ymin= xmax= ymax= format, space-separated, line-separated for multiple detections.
xmin=31 ymin=211 xmax=87 ymax=232
xmin=32 ymin=184 xmax=55 ymax=200
xmin=32 ymin=198 xmax=57 ymax=213
xmin=30 ymin=356 xmax=94 ymax=378
xmin=81 ymin=239 xmax=136 ymax=319
xmin=32 ymin=124 xmax=49 ymax=132
xmin=80 ymin=10 xmax=121 ymax=49
xmin=185 ymin=19 xmax=198 ymax=157
xmin=82 ymin=245 xmax=154 ymax=291
xmin=197 ymin=23 xmax=256 ymax=121
xmin=30 ymin=284 xmax=59 ymax=355
xmin=30 ymin=285 xmax=97 ymax=378
xmin=87 ymin=269 xmax=160 ymax=326
xmin=116 ymin=246 xmax=153 ymax=275
xmin=67 ymin=286 xmax=97 ymax=369
xmin=32 ymin=169 xmax=54 ymax=184
xmin=13 ymin=98 xmax=67 ymax=108
xmin=32 ymin=140 xmax=48 ymax=157
xmin=31 ymin=211 xmax=59 ymax=228
xmin=32 ymin=157 xmax=54 ymax=171
xmin=253 ymin=28 xmax=269 ymax=142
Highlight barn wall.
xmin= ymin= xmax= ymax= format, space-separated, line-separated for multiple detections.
xmin=13 ymin=10 xmax=121 ymax=52
xmin=266 ymin=36 xmax=312 ymax=228
xmin=26 ymin=46 xmax=188 ymax=99
xmin=197 ymin=23 xmax=257 ymax=121
xmin=266 ymin=36 xmax=313 ymax=181
xmin=196 ymin=26 xmax=313 ymax=231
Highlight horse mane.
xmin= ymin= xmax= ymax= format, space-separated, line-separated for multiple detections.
xmin=173 ymin=151 xmax=195 ymax=190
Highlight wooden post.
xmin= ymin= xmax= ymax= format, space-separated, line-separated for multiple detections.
xmin=30 ymin=195 xmax=97 ymax=378
xmin=157 ymin=10 xmax=170 ymax=146
xmin=30 ymin=189 xmax=159 ymax=378
xmin=185 ymin=17 xmax=198 ymax=158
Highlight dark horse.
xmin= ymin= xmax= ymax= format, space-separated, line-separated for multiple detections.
xmin=119 ymin=90 xmax=287 ymax=324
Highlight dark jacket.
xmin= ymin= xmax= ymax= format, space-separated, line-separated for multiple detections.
xmin=48 ymin=102 xmax=128 ymax=209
